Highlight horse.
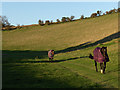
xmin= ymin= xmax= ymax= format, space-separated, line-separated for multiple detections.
xmin=89 ymin=47 xmax=109 ymax=74
xmin=48 ymin=50 xmax=54 ymax=61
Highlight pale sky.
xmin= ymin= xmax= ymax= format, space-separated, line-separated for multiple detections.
xmin=1 ymin=1 xmax=119 ymax=26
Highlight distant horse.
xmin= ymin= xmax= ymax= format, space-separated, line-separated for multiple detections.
xmin=89 ymin=47 xmax=109 ymax=74
xmin=48 ymin=50 xmax=54 ymax=61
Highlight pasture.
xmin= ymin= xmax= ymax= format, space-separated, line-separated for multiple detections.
xmin=2 ymin=13 xmax=119 ymax=88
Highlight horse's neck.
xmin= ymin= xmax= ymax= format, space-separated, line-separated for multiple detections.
xmin=101 ymin=48 xmax=108 ymax=59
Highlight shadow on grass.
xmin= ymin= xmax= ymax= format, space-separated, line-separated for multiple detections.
xmin=2 ymin=32 xmax=119 ymax=89
xmin=2 ymin=69 xmax=104 ymax=88
xmin=3 ymin=62 xmax=103 ymax=89
xmin=2 ymin=50 xmax=48 ymax=63
xmin=2 ymin=49 xmax=89 ymax=63
xmin=55 ymin=31 xmax=120 ymax=54
xmin=15 ymin=57 xmax=81 ymax=63
xmin=2 ymin=32 xmax=119 ymax=63
xmin=80 ymin=56 xmax=89 ymax=58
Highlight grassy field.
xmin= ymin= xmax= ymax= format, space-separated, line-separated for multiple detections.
xmin=2 ymin=13 xmax=119 ymax=88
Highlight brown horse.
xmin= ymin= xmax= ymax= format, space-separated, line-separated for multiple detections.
xmin=89 ymin=47 xmax=109 ymax=74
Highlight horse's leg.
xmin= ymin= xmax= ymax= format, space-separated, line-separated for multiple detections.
xmin=49 ymin=58 xmax=51 ymax=61
xmin=100 ymin=63 xmax=103 ymax=73
xmin=103 ymin=62 xmax=106 ymax=74
xmin=94 ymin=61 xmax=98 ymax=72
xmin=51 ymin=57 xmax=53 ymax=61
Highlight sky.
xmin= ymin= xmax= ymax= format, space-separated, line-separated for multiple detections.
xmin=1 ymin=1 xmax=119 ymax=26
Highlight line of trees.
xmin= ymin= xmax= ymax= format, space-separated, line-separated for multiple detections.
xmin=1 ymin=8 xmax=120 ymax=30
xmin=38 ymin=8 xmax=120 ymax=26
xmin=38 ymin=15 xmax=75 ymax=26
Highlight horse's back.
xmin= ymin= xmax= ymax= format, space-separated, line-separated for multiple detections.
xmin=93 ymin=47 xmax=105 ymax=63
xmin=48 ymin=50 xmax=54 ymax=58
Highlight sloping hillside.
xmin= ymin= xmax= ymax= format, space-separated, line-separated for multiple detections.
xmin=2 ymin=13 xmax=119 ymax=88
xmin=2 ymin=13 xmax=118 ymax=51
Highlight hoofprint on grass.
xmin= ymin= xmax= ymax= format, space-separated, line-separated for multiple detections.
xmin=89 ymin=47 xmax=109 ymax=74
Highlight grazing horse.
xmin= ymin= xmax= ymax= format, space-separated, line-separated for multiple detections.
xmin=89 ymin=47 xmax=109 ymax=74
xmin=48 ymin=50 xmax=54 ymax=61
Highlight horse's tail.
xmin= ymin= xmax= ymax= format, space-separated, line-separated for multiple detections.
xmin=89 ymin=53 xmax=93 ymax=59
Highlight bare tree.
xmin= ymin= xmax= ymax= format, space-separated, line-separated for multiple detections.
xmin=1 ymin=16 xmax=10 ymax=27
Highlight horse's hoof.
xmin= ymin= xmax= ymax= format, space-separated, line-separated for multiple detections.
xmin=101 ymin=69 xmax=103 ymax=74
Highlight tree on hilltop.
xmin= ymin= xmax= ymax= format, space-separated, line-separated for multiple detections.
xmin=61 ymin=17 xmax=67 ymax=22
xmin=1 ymin=16 xmax=10 ymax=27
xmin=45 ymin=20 xmax=50 ymax=25
xmin=91 ymin=13 xmax=97 ymax=18
xmin=56 ymin=19 xmax=60 ymax=24
xmin=70 ymin=16 xmax=75 ymax=21
xmin=38 ymin=19 xmax=44 ymax=26
xmin=80 ymin=15 xmax=84 ymax=19
xmin=97 ymin=10 xmax=102 ymax=16
xmin=66 ymin=17 xmax=71 ymax=22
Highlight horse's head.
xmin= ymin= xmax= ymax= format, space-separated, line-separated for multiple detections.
xmin=51 ymin=50 xmax=54 ymax=55
xmin=100 ymin=46 xmax=109 ymax=62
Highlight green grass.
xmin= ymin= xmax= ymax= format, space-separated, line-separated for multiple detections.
xmin=2 ymin=13 xmax=118 ymax=51
xmin=2 ymin=13 xmax=119 ymax=88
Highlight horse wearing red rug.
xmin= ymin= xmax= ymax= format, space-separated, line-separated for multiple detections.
xmin=89 ymin=47 xmax=109 ymax=74
xmin=48 ymin=50 xmax=54 ymax=61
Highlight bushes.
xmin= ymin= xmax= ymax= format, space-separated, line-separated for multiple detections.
xmin=80 ymin=15 xmax=84 ymax=19
xmin=38 ymin=20 xmax=44 ymax=26
xmin=91 ymin=13 xmax=97 ymax=18
xmin=56 ymin=19 xmax=60 ymax=24
xmin=61 ymin=17 xmax=67 ymax=22
xmin=106 ymin=8 xmax=118 ymax=14
xmin=35 ymin=8 xmax=119 ymax=27
xmin=97 ymin=10 xmax=102 ymax=16
xmin=66 ymin=17 xmax=71 ymax=22
xmin=38 ymin=7 xmax=118 ymax=27
xmin=118 ymin=8 xmax=120 ymax=12
xmin=45 ymin=20 xmax=50 ymax=25
xmin=70 ymin=16 xmax=75 ymax=21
